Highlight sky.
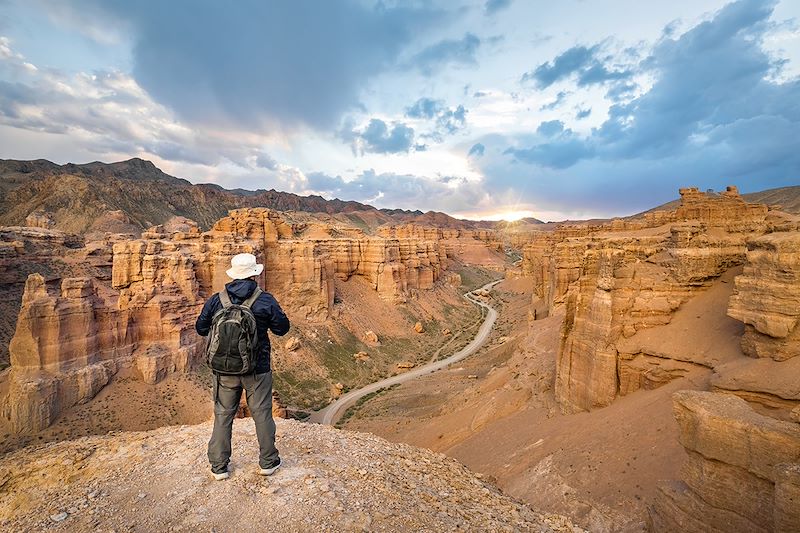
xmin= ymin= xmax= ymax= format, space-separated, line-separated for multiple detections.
xmin=0 ymin=0 xmax=798 ymax=221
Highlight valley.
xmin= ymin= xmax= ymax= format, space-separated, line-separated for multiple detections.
xmin=0 ymin=160 xmax=798 ymax=532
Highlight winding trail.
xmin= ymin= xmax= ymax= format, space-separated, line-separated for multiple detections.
xmin=309 ymin=279 xmax=502 ymax=426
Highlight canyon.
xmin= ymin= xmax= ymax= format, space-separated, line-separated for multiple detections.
xmin=0 ymin=159 xmax=798 ymax=532
xmin=0 ymin=205 xmax=511 ymax=439
xmin=342 ymin=186 xmax=800 ymax=532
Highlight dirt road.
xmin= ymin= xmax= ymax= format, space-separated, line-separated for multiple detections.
xmin=309 ymin=280 xmax=502 ymax=425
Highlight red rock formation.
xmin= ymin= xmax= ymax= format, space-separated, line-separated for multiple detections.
xmin=213 ymin=211 xmax=450 ymax=310
xmin=1 ymin=208 xmax=460 ymax=434
xmin=650 ymin=391 xmax=800 ymax=532
xmin=707 ymin=231 xmax=800 ymax=413
xmin=2 ymin=275 xmax=118 ymax=433
xmin=521 ymin=187 xmax=773 ymax=412
xmin=728 ymin=232 xmax=800 ymax=361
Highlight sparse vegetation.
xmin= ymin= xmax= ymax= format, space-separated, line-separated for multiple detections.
xmin=335 ymin=384 xmax=400 ymax=428
xmin=454 ymin=264 xmax=503 ymax=292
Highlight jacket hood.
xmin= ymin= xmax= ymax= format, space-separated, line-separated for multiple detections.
xmin=225 ymin=278 xmax=257 ymax=300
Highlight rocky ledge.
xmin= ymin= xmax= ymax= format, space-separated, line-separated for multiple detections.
xmin=0 ymin=419 xmax=580 ymax=532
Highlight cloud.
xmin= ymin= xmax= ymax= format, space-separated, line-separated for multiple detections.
xmin=539 ymin=90 xmax=569 ymax=111
xmin=485 ymin=0 xmax=799 ymax=215
xmin=256 ymin=152 xmax=278 ymax=170
xmin=606 ymin=82 xmax=637 ymax=102
xmin=575 ymin=108 xmax=591 ymax=119
xmin=345 ymin=118 xmax=415 ymax=155
xmin=485 ymin=0 xmax=512 ymax=16
xmin=468 ymin=142 xmax=485 ymax=157
xmin=405 ymin=98 xmax=468 ymax=142
xmin=522 ymin=45 xmax=596 ymax=88
xmin=536 ymin=120 xmax=564 ymax=137
xmin=52 ymin=1 xmax=444 ymax=131
xmin=0 ymin=38 xmax=298 ymax=175
xmin=577 ymin=62 xmax=632 ymax=86
xmin=410 ymin=33 xmax=481 ymax=76
xmin=406 ymin=97 xmax=444 ymax=119
xmin=521 ymin=44 xmax=633 ymax=89
xmin=434 ymin=104 xmax=467 ymax=137
xmin=503 ymin=122 xmax=594 ymax=170
xmin=306 ymin=168 xmax=489 ymax=212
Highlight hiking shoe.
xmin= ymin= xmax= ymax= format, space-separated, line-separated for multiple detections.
xmin=259 ymin=459 xmax=281 ymax=476
xmin=211 ymin=468 xmax=230 ymax=481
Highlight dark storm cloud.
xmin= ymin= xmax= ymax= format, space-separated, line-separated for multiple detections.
xmin=487 ymin=0 xmax=799 ymax=215
xmin=58 ymin=0 xmax=444 ymax=130
xmin=410 ymin=33 xmax=481 ymax=76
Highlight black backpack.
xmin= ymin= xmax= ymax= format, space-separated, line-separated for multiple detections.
xmin=205 ymin=287 xmax=262 ymax=375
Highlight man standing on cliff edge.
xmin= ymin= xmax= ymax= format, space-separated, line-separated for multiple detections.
xmin=196 ymin=253 xmax=290 ymax=480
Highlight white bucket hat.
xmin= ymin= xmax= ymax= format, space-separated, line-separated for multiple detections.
xmin=226 ymin=253 xmax=264 ymax=280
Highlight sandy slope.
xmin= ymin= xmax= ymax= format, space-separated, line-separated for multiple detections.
xmin=343 ymin=274 xmax=741 ymax=531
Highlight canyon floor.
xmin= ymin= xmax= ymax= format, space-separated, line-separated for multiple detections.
xmin=342 ymin=274 xmax=742 ymax=532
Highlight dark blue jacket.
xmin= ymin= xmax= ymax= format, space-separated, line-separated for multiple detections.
xmin=195 ymin=279 xmax=290 ymax=373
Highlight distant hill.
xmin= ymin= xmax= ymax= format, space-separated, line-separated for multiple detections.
xmin=641 ymin=185 xmax=800 ymax=216
xmin=0 ymin=158 xmax=514 ymax=234
xmin=742 ymin=186 xmax=800 ymax=214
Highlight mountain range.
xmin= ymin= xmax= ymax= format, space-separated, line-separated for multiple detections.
xmin=1 ymin=158 xmax=796 ymax=236
xmin=0 ymin=158 xmax=534 ymax=234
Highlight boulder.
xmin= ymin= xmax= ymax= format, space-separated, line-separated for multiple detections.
xmin=363 ymin=330 xmax=379 ymax=344
xmin=285 ymin=337 xmax=301 ymax=352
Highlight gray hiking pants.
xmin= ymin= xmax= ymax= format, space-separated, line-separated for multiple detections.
xmin=208 ymin=371 xmax=279 ymax=473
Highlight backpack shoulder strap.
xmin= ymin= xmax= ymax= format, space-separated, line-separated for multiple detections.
xmin=219 ymin=289 xmax=232 ymax=309
xmin=242 ymin=287 xmax=262 ymax=309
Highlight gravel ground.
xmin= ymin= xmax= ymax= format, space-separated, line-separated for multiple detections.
xmin=0 ymin=418 xmax=582 ymax=532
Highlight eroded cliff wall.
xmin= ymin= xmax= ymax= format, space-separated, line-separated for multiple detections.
xmin=1 ymin=208 xmax=457 ymax=434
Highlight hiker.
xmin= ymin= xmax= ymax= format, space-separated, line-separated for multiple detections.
xmin=195 ymin=253 xmax=290 ymax=480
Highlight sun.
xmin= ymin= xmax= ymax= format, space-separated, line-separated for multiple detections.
xmin=481 ymin=209 xmax=538 ymax=222
xmin=497 ymin=210 xmax=530 ymax=222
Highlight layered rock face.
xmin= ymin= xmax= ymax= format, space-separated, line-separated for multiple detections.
xmin=517 ymin=188 xmax=800 ymax=528
xmin=728 ymin=232 xmax=800 ymax=362
xmin=650 ymin=391 xmax=800 ymax=532
xmin=3 ymin=275 xmax=118 ymax=433
xmin=676 ymin=186 xmax=769 ymax=232
xmin=379 ymin=223 xmax=504 ymax=268
xmin=709 ymin=231 xmax=800 ymax=411
xmin=522 ymin=232 xmax=583 ymax=313
xmin=0 ymin=226 xmax=115 ymax=367
xmin=2 ymin=208 xmax=455 ymax=434
xmin=522 ymin=187 xmax=774 ymax=412
xmin=214 ymin=210 xmax=450 ymax=311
